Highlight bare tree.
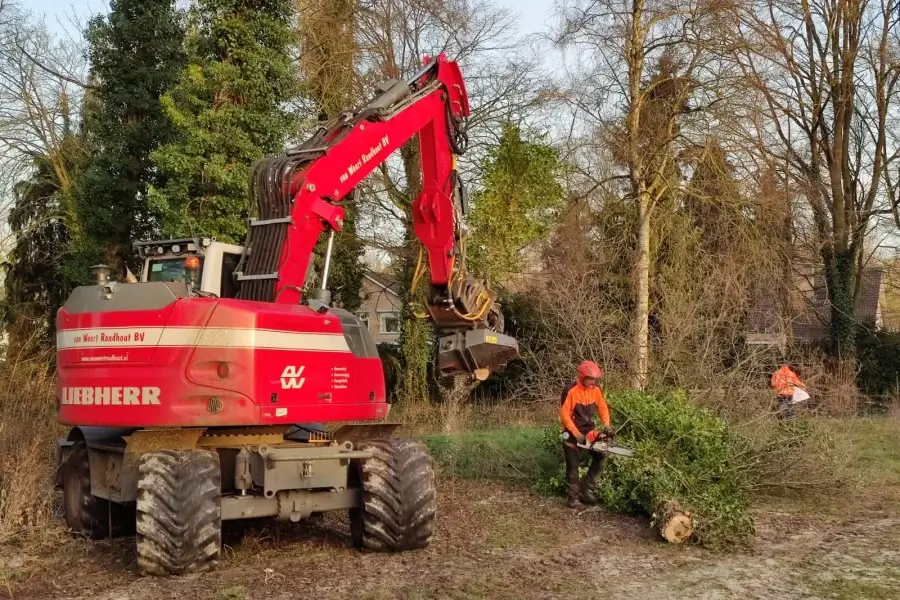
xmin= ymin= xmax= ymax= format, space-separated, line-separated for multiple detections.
xmin=0 ymin=7 xmax=89 ymax=242
xmin=554 ymin=0 xmax=734 ymax=389
xmin=296 ymin=0 xmax=358 ymax=120
xmin=349 ymin=0 xmax=553 ymax=256
xmin=0 ymin=5 xmax=90 ymax=352
xmin=731 ymin=0 xmax=900 ymax=359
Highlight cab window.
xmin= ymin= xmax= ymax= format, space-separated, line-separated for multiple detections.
xmin=220 ymin=253 xmax=241 ymax=298
xmin=147 ymin=258 xmax=203 ymax=283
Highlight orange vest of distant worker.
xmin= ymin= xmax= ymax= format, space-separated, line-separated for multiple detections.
xmin=771 ymin=366 xmax=804 ymax=398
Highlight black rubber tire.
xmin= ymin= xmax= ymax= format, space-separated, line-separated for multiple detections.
xmin=349 ymin=438 xmax=436 ymax=552
xmin=135 ymin=449 xmax=222 ymax=576
xmin=62 ymin=441 xmax=111 ymax=539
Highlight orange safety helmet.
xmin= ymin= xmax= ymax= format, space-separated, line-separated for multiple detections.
xmin=578 ymin=360 xmax=603 ymax=381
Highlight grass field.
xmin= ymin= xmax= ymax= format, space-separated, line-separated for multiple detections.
xmin=424 ymin=426 xmax=556 ymax=483
xmin=844 ymin=418 xmax=900 ymax=483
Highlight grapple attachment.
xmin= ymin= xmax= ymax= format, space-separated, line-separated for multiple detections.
xmin=436 ymin=328 xmax=520 ymax=380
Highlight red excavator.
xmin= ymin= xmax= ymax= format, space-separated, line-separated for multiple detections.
xmin=54 ymin=54 xmax=519 ymax=576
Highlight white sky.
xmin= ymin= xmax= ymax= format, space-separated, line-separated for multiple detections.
xmin=28 ymin=0 xmax=557 ymax=40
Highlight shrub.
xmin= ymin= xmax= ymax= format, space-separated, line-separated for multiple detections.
xmin=539 ymin=389 xmax=755 ymax=548
xmin=377 ymin=342 xmax=403 ymax=403
xmin=856 ymin=329 xmax=900 ymax=410
xmin=0 ymin=352 xmax=67 ymax=547
xmin=730 ymin=415 xmax=853 ymax=495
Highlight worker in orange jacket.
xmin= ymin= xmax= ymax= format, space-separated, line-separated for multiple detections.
xmin=770 ymin=363 xmax=805 ymax=417
xmin=560 ymin=360 xmax=612 ymax=508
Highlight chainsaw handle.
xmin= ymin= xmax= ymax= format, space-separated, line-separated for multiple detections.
xmin=562 ymin=430 xmax=610 ymax=446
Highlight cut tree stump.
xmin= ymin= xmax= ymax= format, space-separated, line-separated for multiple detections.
xmin=656 ymin=500 xmax=693 ymax=543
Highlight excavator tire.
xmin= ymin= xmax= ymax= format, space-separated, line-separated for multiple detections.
xmin=349 ymin=438 xmax=436 ymax=552
xmin=135 ymin=449 xmax=221 ymax=576
xmin=62 ymin=441 xmax=134 ymax=539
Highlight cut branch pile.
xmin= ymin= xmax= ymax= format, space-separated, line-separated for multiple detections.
xmin=541 ymin=389 xmax=756 ymax=549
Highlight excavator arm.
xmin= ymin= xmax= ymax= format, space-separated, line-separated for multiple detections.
xmin=234 ymin=54 xmax=518 ymax=379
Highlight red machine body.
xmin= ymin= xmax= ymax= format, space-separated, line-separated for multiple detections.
xmin=56 ymin=297 xmax=386 ymax=428
xmin=55 ymin=54 xmax=516 ymax=430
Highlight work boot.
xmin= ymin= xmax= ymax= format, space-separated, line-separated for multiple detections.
xmin=566 ymin=478 xmax=583 ymax=509
xmin=580 ymin=454 xmax=605 ymax=505
xmin=579 ymin=477 xmax=597 ymax=505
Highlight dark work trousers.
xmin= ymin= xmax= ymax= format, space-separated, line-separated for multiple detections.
xmin=563 ymin=442 xmax=606 ymax=503
xmin=777 ymin=395 xmax=797 ymax=419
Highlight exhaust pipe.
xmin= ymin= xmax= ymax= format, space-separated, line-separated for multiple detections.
xmin=90 ymin=264 xmax=112 ymax=286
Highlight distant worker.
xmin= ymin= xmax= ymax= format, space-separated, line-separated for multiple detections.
xmin=559 ymin=360 xmax=612 ymax=508
xmin=770 ymin=363 xmax=807 ymax=418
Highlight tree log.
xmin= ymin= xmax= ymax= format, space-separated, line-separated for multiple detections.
xmin=655 ymin=500 xmax=693 ymax=543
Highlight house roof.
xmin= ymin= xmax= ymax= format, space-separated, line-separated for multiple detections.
xmin=364 ymin=270 xmax=401 ymax=297
xmin=748 ymin=267 xmax=884 ymax=343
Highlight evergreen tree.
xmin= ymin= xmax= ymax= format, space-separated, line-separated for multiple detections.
xmin=78 ymin=0 xmax=187 ymax=271
xmin=467 ymin=123 xmax=565 ymax=285
xmin=2 ymin=150 xmax=79 ymax=356
xmin=149 ymin=0 xmax=299 ymax=243
xmin=297 ymin=0 xmax=364 ymax=311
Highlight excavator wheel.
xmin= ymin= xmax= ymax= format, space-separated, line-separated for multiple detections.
xmin=349 ymin=438 xmax=436 ymax=552
xmin=135 ymin=449 xmax=222 ymax=576
xmin=62 ymin=441 xmax=134 ymax=539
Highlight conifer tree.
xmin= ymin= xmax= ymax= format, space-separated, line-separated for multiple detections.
xmin=149 ymin=0 xmax=299 ymax=243
xmin=78 ymin=0 xmax=187 ymax=271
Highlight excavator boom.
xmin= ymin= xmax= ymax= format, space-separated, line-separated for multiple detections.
xmin=54 ymin=55 xmax=517 ymax=433
xmin=235 ymin=53 xmax=517 ymax=377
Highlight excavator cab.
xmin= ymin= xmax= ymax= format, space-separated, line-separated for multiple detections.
xmin=134 ymin=237 xmax=244 ymax=298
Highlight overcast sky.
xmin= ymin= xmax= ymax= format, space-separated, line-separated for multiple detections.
xmin=28 ymin=0 xmax=556 ymax=40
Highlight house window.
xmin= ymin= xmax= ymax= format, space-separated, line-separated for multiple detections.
xmin=379 ymin=312 xmax=401 ymax=334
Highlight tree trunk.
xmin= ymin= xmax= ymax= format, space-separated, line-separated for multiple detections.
xmin=655 ymin=499 xmax=693 ymax=543
xmin=396 ymin=140 xmax=432 ymax=408
xmin=441 ymin=374 xmax=478 ymax=433
xmin=625 ymin=0 xmax=649 ymax=391
xmin=824 ymin=248 xmax=857 ymax=360
xmin=632 ymin=188 xmax=651 ymax=390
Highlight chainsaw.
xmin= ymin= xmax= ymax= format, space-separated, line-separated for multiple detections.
xmin=561 ymin=431 xmax=636 ymax=457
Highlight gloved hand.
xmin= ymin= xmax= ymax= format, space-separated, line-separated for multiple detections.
xmin=602 ymin=426 xmax=614 ymax=439
xmin=575 ymin=433 xmax=586 ymax=444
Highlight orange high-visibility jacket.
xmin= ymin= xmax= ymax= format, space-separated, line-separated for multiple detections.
xmin=560 ymin=383 xmax=611 ymax=439
xmin=771 ymin=366 xmax=804 ymax=397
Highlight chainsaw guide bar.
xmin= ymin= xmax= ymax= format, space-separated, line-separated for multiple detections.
xmin=560 ymin=432 xmax=636 ymax=457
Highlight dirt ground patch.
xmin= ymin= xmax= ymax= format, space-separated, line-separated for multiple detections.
xmin=2 ymin=477 xmax=899 ymax=600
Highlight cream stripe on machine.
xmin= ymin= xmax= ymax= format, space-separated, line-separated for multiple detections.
xmin=56 ymin=327 xmax=351 ymax=352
